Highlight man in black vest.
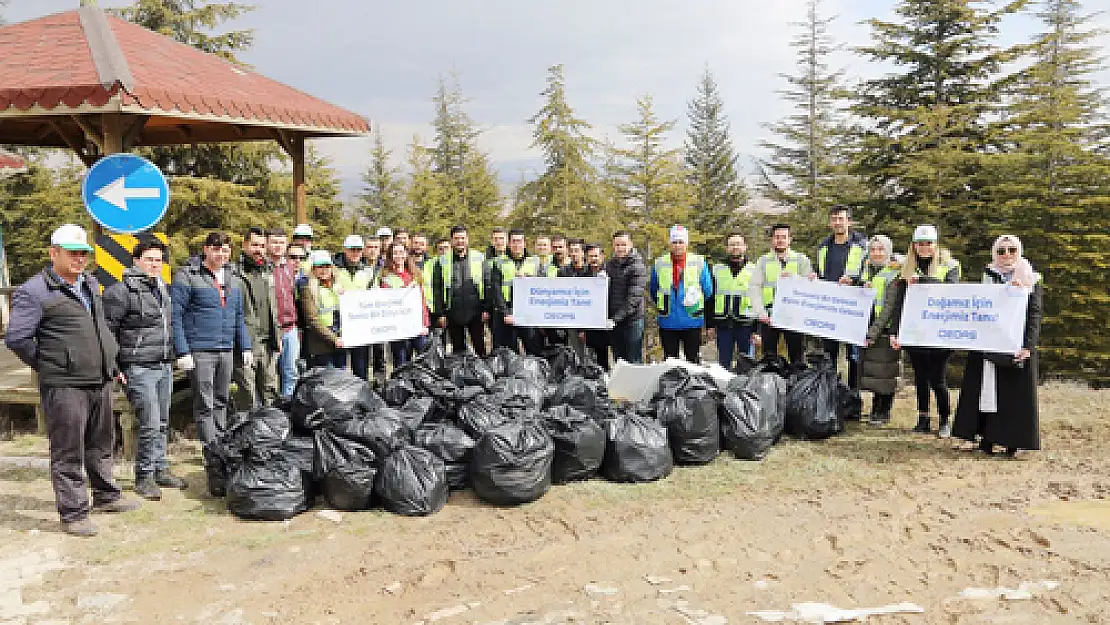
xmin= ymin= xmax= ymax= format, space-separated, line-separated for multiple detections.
xmin=6 ymin=224 xmax=140 ymax=537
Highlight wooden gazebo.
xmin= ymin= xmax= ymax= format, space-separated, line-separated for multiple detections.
xmin=0 ymin=5 xmax=370 ymax=223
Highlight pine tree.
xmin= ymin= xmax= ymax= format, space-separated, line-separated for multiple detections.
xmin=684 ymin=67 xmax=748 ymax=240
xmin=990 ymin=0 xmax=1110 ymax=384
xmin=0 ymin=158 xmax=87 ymax=283
xmin=852 ymin=0 xmax=1025 ymax=253
xmin=358 ymin=129 xmax=408 ymax=229
xmin=405 ymin=136 xmax=456 ymax=240
xmin=611 ymin=95 xmax=695 ymax=260
xmin=112 ymin=0 xmax=253 ymax=61
xmin=427 ymin=76 xmax=503 ymax=235
xmin=510 ymin=65 xmax=614 ymax=238
xmin=758 ymin=0 xmax=862 ymax=242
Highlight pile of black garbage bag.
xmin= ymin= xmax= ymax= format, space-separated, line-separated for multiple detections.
xmin=210 ymin=340 xmax=860 ymax=521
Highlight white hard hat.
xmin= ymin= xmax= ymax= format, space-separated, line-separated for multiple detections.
xmin=343 ymin=234 xmax=365 ymax=249
xmin=293 ymin=223 xmax=314 ymax=238
xmin=51 ymin=223 xmax=94 ymax=252
xmin=376 ymin=226 xmax=393 ymax=238
xmin=309 ymin=250 xmax=333 ymax=267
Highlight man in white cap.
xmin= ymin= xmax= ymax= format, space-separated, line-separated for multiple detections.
xmin=291 ymin=224 xmax=314 ymax=275
xmin=334 ymin=234 xmax=375 ymax=380
xmin=6 ymin=224 xmax=140 ymax=536
xmin=377 ymin=226 xmax=394 ymax=253
xmin=648 ymin=225 xmax=714 ymax=363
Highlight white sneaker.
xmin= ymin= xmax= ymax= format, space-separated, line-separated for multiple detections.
xmin=937 ymin=422 xmax=952 ymax=439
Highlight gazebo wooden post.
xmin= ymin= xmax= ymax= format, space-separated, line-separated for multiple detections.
xmin=291 ymin=134 xmax=307 ymax=224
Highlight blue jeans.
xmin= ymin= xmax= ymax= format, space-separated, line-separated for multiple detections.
xmin=716 ymin=325 xmax=755 ymax=372
xmin=611 ymin=317 xmax=644 ymax=364
xmin=125 ymin=362 xmax=173 ymax=476
xmin=277 ymin=328 xmax=300 ymax=399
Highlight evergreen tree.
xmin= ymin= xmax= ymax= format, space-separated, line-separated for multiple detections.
xmin=405 ymin=136 xmax=456 ymax=240
xmin=611 ymin=95 xmax=695 ymax=260
xmin=852 ymin=0 xmax=1025 ymax=252
xmin=0 ymin=158 xmax=87 ymax=283
xmin=684 ymin=67 xmax=748 ymax=239
xmin=510 ymin=65 xmax=614 ymax=238
xmin=358 ymin=129 xmax=408 ymax=229
xmin=758 ymin=0 xmax=862 ymax=242
xmin=427 ymin=76 xmax=503 ymax=235
xmin=991 ymin=0 xmax=1110 ymax=384
xmin=112 ymin=0 xmax=253 ymax=61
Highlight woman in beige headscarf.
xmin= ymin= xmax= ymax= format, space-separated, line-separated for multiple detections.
xmin=951 ymin=235 xmax=1043 ymax=457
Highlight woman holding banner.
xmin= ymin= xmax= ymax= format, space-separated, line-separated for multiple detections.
xmin=378 ymin=242 xmax=430 ymax=366
xmin=952 ymin=235 xmax=1043 ymax=457
xmin=861 ymin=235 xmax=902 ymax=426
xmin=299 ymin=250 xmax=347 ymax=369
xmin=880 ymin=225 xmax=962 ymax=437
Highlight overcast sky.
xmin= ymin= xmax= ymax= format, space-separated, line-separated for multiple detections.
xmin=7 ymin=0 xmax=1110 ymax=194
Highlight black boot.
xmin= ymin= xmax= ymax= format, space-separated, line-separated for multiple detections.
xmin=134 ymin=474 xmax=162 ymax=501
xmin=977 ymin=438 xmax=995 ymax=455
xmin=912 ymin=413 xmax=931 ymax=433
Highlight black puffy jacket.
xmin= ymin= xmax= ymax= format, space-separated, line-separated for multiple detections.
xmin=103 ymin=266 xmax=173 ymax=367
xmin=604 ymin=249 xmax=647 ymax=323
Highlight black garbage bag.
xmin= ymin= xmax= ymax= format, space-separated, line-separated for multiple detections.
xmin=226 ymin=457 xmax=308 ymax=521
xmin=784 ymin=357 xmax=842 ymax=440
xmin=375 ymin=445 xmax=449 ymax=516
xmin=380 ymin=377 xmax=417 ymax=407
xmin=486 ymin=347 xmax=522 ymax=379
xmin=602 ymin=411 xmax=673 ymax=483
xmin=656 ymin=367 xmax=691 ymax=400
xmin=719 ymin=389 xmax=774 ymax=460
xmin=331 ymin=407 xmax=410 ymax=458
xmin=313 ymin=430 xmax=378 ymax=511
xmin=516 ymin=356 xmax=552 ymax=384
xmin=456 ymin=394 xmax=510 ymax=438
xmin=541 ymin=345 xmax=582 ymax=383
xmin=729 ymin=369 xmax=787 ymax=440
xmin=757 ymin=354 xmax=792 ymax=378
xmin=657 ymin=392 xmax=720 ymax=465
xmin=548 ymin=375 xmax=600 ymax=414
xmin=733 ymin=353 xmax=758 ymax=375
xmin=413 ymin=333 xmax=447 ymax=373
xmin=292 ymin=367 xmax=383 ymax=431
xmin=490 ymin=377 xmax=545 ymax=411
xmin=414 ymin=420 xmax=477 ymax=490
xmin=544 ymin=405 xmax=605 ymax=484
xmin=837 ymin=382 xmax=863 ymax=422
xmin=471 ymin=420 xmax=554 ymax=505
xmin=280 ymin=434 xmax=316 ymax=477
xmin=398 ymin=396 xmax=434 ymax=430
xmin=446 ymin=353 xmax=497 ymax=390
xmin=502 ymin=395 xmax=542 ymax=423
xmin=227 ymin=406 xmax=291 ymax=459
xmin=202 ymin=439 xmax=232 ymax=497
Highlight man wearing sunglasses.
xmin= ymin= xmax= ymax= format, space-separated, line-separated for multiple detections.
xmin=268 ymin=228 xmax=300 ymax=400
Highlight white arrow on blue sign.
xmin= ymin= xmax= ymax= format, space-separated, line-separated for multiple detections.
xmin=81 ymin=154 xmax=170 ymax=234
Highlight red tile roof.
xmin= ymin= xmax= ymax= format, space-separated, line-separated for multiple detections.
xmin=0 ymin=151 xmax=28 ymax=173
xmin=0 ymin=9 xmax=369 ymax=135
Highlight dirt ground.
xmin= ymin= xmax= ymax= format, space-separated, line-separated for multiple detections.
xmin=2 ymin=381 xmax=1109 ymax=624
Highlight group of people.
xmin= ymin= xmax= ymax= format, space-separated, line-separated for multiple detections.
xmin=4 ymin=207 xmax=1042 ymax=537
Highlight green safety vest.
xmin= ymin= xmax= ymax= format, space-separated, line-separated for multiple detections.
xmin=817 ymin=240 xmax=866 ymax=279
xmin=916 ymin=257 xmax=961 ymax=282
xmin=334 ymin=262 xmax=374 ymax=291
xmin=438 ymin=251 xmax=485 ymax=311
xmin=711 ymin=262 xmax=754 ymax=321
xmin=380 ymin=273 xmax=405 ymax=289
xmin=760 ymin=251 xmax=804 ymax=307
xmin=313 ymin=281 xmax=340 ymax=328
xmin=654 ymin=254 xmax=706 ymax=316
xmin=498 ymin=255 xmax=533 ymax=304
xmin=865 ymin=265 xmax=899 ymax=315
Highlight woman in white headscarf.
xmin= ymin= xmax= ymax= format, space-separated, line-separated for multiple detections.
xmin=861 ymin=235 xmax=903 ymax=425
xmin=951 ymin=235 xmax=1043 ymax=457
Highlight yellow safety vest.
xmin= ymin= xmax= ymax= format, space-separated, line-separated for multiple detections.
xmin=313 ymin=281 xmax=340 ymax=328
xmin=869 ymin=265 xmax=899 ymax=315
xmin=711 ymin=262 xmax=754 ymax=321
xmin=380 ymin=274 xmax=405 ymax=289
xmin=654 ymin=254 xmax=706 ymax=316
xmin=760 ymin=252 xmax=804 ymax=306
xmin=916 ymin=257 xmax=961 ymax=282
xmin=527 ymin=255 xmax=559 ymax=278
xmin=817 ymin=241 xmax=866 ymax=278
xmin=438 ymin=251 xmax=485 ymax=311
xmin=498 ymin=255 xmax=532 ymax=304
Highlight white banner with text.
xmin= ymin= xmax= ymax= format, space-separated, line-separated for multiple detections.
xmin=511 ymin=277 xmax=609 ymax=329
xmin=770 ymin=277 xmax=875 ymax=346
xmin=339 ymin=287 xmax=425 ymax=347
xmin=898 ymin=283 xmax=1028 ymax=353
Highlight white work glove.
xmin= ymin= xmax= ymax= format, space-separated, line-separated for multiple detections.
xmin=605 ymin=319 xmax=616 ymax=331
xmin=242 ymin=351 xmax=254 ymax=368
xmin=176 ymin=354 xmax=195 ymax=371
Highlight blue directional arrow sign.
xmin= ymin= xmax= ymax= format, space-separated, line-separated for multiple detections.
xmin=81 ymin=154 xmax=170 ymax=234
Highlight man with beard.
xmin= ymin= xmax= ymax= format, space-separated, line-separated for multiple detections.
xmin=707 ymin=232 xmax=757 ymax=371
xmin=431 ymin=225 xmax=489 ymax=355
xmin=748 ymin=223 xmax=813 ymax=365
xmin=230 ymin=227 xmax=280 ymax=409
xmin=605 ymin=231 xmax=647 ymax=364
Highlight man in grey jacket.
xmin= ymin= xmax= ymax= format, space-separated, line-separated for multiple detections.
xmin=5 ymin=224 xmax=140 ymax=536
xmin=103 ymin=238 xmax=187 ymax=501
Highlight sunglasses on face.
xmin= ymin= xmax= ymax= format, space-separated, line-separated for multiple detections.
xmin=997 ymin=247 xmax=1019 ymax=255
xmin=288 ymin=255 xmax=306 ymax=261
